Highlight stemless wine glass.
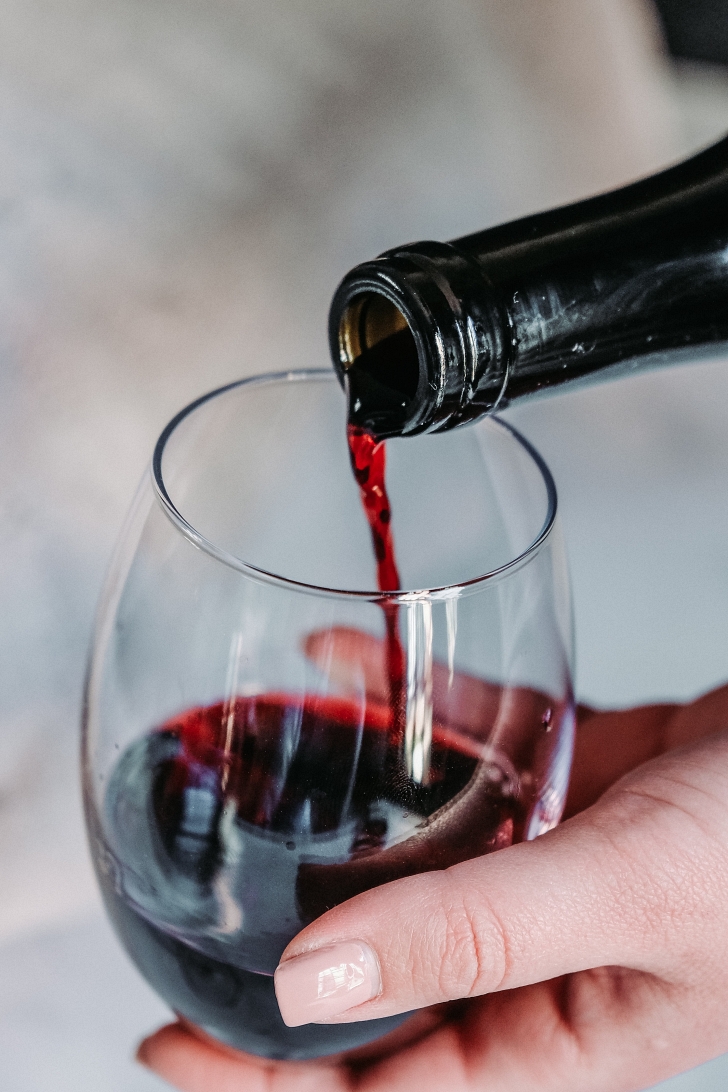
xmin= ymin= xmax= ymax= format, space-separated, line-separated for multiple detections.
xmin=82 ymin=369 xmax=575 ymax=1062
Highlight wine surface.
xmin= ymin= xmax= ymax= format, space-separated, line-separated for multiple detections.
xmin=98 ymin=694 xmax=526 ymax=1059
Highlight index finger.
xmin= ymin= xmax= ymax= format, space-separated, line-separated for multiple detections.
xmin=567 ymin=682 xmax=728 ymax=816
xmin=304 ymin=626 xmax=504 ymax=731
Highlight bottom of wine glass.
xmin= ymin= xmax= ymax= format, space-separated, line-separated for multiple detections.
xmin=101 ymin=879 xmax=409 ymax=1061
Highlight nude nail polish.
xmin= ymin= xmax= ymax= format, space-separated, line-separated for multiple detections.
xmin=274 ymin=941 xmax=381 ymax=1027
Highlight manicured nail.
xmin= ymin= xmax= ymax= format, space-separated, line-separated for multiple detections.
xmin=274 ymin=941 xmax=381 ymax=1027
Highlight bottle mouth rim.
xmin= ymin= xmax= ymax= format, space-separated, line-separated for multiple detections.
xmin=328 ymin=242 xmax=511 ymax=436
xmin=152 ymin=369 xmax=558 ymax=601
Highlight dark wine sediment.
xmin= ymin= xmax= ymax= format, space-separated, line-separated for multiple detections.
xmin=97 ymin=693 xmax=552 ymax=1059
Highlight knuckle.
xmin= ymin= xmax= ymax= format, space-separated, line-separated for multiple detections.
xmin=424 ymin=885 xmax=508 ymax=1000
xmin=592 ymin=775 xmax=728 ymax=960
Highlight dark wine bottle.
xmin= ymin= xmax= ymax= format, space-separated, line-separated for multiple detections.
xmin=329 ymin=133 xmax=728 ymax=438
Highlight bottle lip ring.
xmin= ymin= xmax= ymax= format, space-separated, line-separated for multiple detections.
xmin=152 ymin=369 xmax=558 ymax=602
xmin=329 ymin=243 xmax=511 ymax=435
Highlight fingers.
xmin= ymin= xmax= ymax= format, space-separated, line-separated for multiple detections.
xmin=138 ymin=1023 xmax=348 ymax=1092
xmin=304 ymin=626 xmax=560 ymax=773
xmin=566 ymin=682 xmax=728 ymax=817
xmin=305 ymin=626 xmax=673 ymax=839
xmin=666 ymin=682 xmax=728 ymax=748
xmin=305 ymin=628 xmax=389 ymax=705
xmin=304 ymin=627 xmax=505 ymax=732
xmin=275 ymin=728 xmax=728 ymax=1028
xmin=274 ymin=808 xmax=640 ymax=1026
xmin=307 ymin=633 xmax=728 ymax=809
xmin=565 ymin=702 xmax=678 ymax=816
xmin=138 ymin=1024 xmax=243 ymax=1092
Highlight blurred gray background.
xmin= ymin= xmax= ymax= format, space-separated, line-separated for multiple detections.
xmin=0 ymin=0 xmax=727 ymax=1088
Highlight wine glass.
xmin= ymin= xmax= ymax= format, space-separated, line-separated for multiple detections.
xmin=82 ymin=369 xmax=575 ymax=1062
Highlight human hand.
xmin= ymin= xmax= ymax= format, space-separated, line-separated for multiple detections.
xmin=138 ymin=630 xmax=728 ymax=1092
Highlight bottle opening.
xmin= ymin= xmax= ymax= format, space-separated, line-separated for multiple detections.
xmin=338 ymin=293 xmax=420 ymax=436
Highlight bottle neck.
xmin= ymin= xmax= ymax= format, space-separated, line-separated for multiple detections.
xmin=330 ymin=134 xmax=728 ymax=437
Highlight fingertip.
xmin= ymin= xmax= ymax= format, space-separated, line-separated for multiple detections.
xmin=135 ymin=1023 xmax=220 ymax=1090
xmin=136 ymin=1021 xmax=349 ymax=1092
xmin=303 ymin=627 xmax=388 ymax=701
xmin=135 ymin=1022 xmax=183 ymax=1068
xmin=135 ymin=1040 xmax=151 ymax=1069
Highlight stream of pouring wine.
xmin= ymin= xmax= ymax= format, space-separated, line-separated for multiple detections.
xmin=346 ymin=422 xmax=406 ymax=737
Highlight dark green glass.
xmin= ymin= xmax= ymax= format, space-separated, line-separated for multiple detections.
xmin=330 ymin=134 xmax=728 ymax=437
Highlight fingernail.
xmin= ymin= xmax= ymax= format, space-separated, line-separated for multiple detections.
xmin=274 ymin=941 xmax=380 ymax=1027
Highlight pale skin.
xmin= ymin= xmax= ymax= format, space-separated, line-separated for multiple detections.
xmin=137 ymin=629 xmax=728 ymax=1092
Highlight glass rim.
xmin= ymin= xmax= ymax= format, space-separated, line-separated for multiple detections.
xmin=152 ymin=369 xmax=558 ymax=602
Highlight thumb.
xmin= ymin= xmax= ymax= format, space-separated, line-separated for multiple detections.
xmin=272 ymin=788 xmax=682 ymax=1028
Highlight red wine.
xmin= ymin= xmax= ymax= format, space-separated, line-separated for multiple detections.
xmin=346 ymin=425 xmax=401 ymax=594
xmin=98 ymin=694 xmax=528 ymax=1059
xmin=346 ymin=422 xmax=405 ymax=729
